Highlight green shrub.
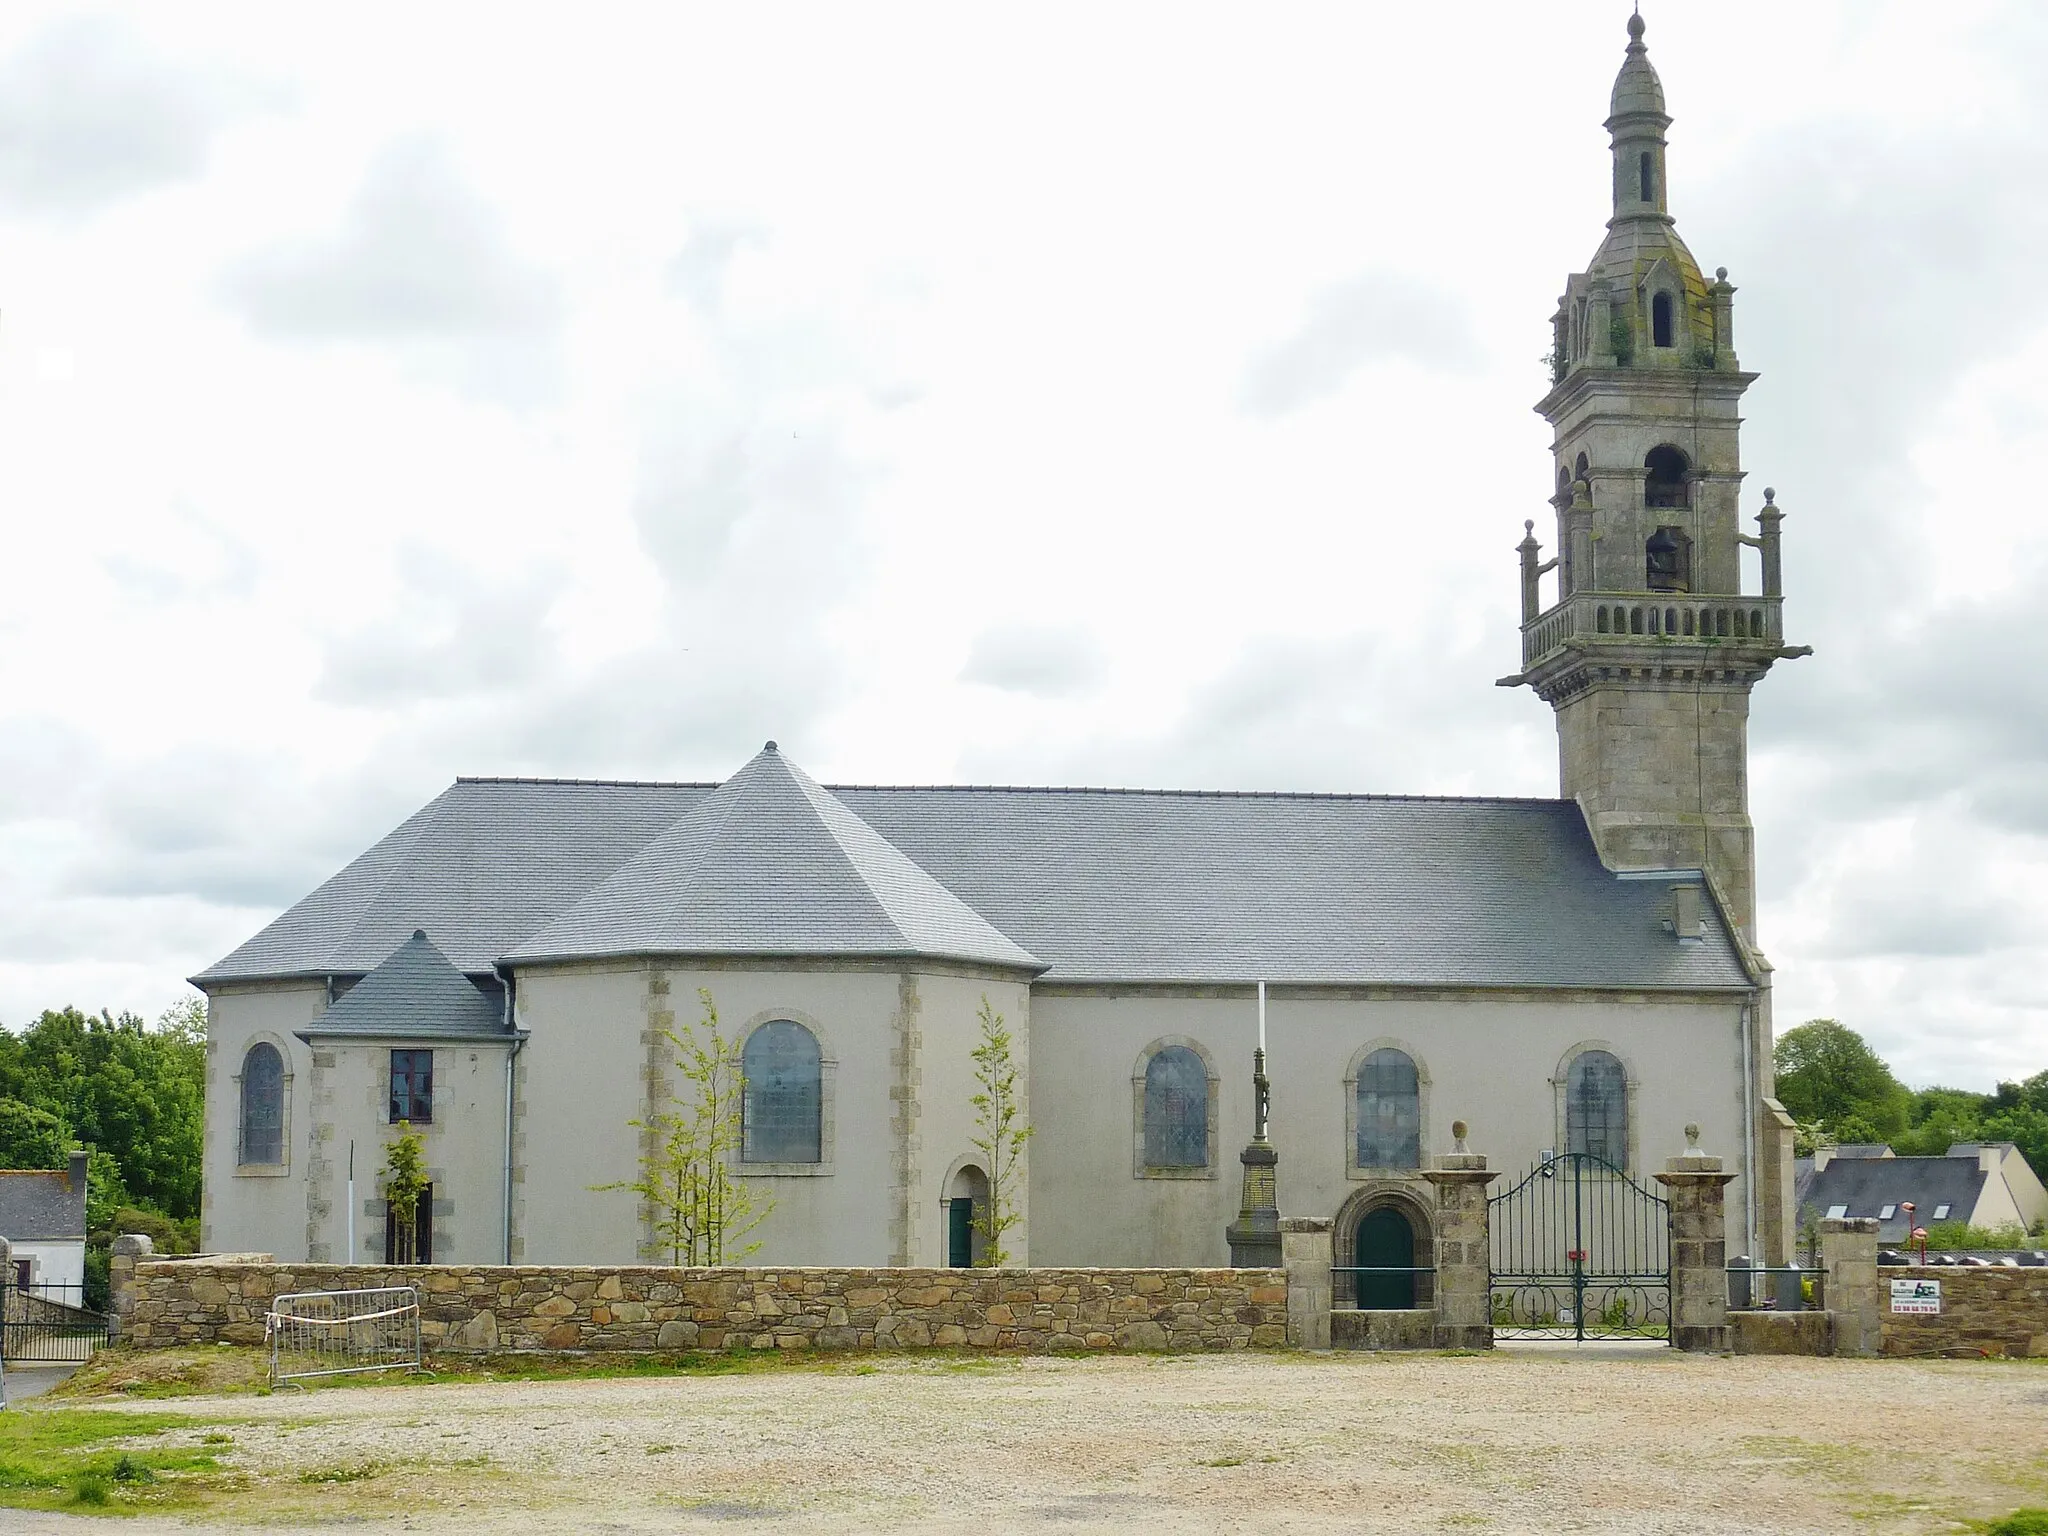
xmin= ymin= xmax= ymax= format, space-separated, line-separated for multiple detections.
xmin=1921 ymin=1221 xmax=2032 ymax=1251
xmin=72 ymin=1470 xmax=111 ymax=1506
xmin=1988 ymin=1510 xmax=2048 ymax=1535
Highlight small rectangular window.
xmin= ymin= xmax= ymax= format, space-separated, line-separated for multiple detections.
xmin=1879 ymin=1204 xmax=1896 ymax=1220
xmin=1825 ymin=1204 xmax=1848 ymax=1220
xmin=1933 ymin=1204 xmax=1950 ymax=1220
xmin=389 ymin=1050 xmax=433 ymax=1125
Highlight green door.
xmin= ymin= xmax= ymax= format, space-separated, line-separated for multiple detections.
xmin=1354 ymin=1207 xmax=1416 ymax=1309
xmin=948 ymin=1197 xmax=975 ymax=1268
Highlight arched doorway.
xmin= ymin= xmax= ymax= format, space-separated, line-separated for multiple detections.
xmin=946 ymin=1165 xmax=988 ymax=1268
xmin=1355 ymin=1206 xmax=1416 ymax=1309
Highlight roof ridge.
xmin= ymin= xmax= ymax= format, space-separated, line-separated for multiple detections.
xmin=454 ymin=774 xmax=1568 ymax=807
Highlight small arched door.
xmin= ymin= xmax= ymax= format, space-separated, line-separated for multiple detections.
xmin=1355 ymin=1207 xmax=1416 ymax=1309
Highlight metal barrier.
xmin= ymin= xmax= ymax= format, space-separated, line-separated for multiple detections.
xmin=1 ymin=1281 xmax=110 ymax=1363
xmin=267 ymin=1287 xmax=423 ymax=1386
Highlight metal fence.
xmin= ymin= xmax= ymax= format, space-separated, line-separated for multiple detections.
xmin=1 ymin=1281 xmax=110 ymax=1364
xmin=267 ymin=1287 xmax=422 ymax=1387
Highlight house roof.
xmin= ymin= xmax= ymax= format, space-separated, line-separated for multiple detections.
xmin=197 ymin=755 xmax=1756 ymax=992
xmin=505 ymin=745 xmax=1040 ymax=972
xmin=297 ymin=930 xmax=507 ymax=1040
xmin=0 ymin=1163 xmax=87 ymax=1242
xmin=1796 ymin=1156 xmax=1990 ymax=1246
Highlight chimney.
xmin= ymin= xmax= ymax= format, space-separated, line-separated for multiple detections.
xmin=1980 ymin=1145 xmax=2002 ymax=1175
xmin=67 ymin=1149 xmax=88 ymax=1198
xmin=1812 ymin=1145 xmax=1832 ymax=1174
xmin=1670 ymin=883 xmax=1702 ymax=944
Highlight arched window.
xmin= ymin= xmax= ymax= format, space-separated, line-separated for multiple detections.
xmin=742 ymin=1021 xmax=822 ymax=1163
xmin=1567 ymin=1050 xmax=1629 ymax=1166
xmin=1639 ymin=151 xmax=1654 ymax=203
xmin=1355 ymin=1048 xmax=1421 ymax=1169
xmin=1651 ymin=291 xmax=1674 ymax=347
xmin=1644 ymin=445 xmax=1689 ymax=509
xmin=240 ymin=1043 xmax=284 ymax=1165
xmin=1143 ymin=1046 xmax=1209 ymax=1169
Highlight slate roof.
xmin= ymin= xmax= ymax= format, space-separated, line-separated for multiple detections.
xmin=197 ymin=750 xmax=1756 ymax=993
xmin=195 ymin=779 xmax=704 ymax=985
xmin=298 ymin=930 xmax=507 ymax=1040
xmin=507 ymin=745 xmax=1039 ymax=971
xmin=1796 ymin=1156 xmax=1990 ymax=1246
xmin=0 ymin=1158 xmax=87 ymax=1242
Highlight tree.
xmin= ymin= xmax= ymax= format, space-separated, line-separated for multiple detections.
xmin=967 ymin=996 xmax=1032 ymax=1267
xmin=598 ymin=989 xmax=769 ymax=1266
xmin=0 ymin=1000 xmax=204 ymax=1219
xmin=0 ymin=1099 xmax=69 ymax=1168
xmin=1773 ymin=1020 xmax=1910 ymax=1141
xmin=381 ymin=1123 xmax=429 ymax=1264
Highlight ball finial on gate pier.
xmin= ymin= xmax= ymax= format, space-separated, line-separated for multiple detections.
xmin=1452 ymin=1119 xmax=1470 ymax=1154
xmin=1684 ymin=1123 xmax=1702 ymax=1155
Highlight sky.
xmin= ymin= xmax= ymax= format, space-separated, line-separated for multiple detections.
xmin=1 ymin=1 xmax=2044 ymax=1091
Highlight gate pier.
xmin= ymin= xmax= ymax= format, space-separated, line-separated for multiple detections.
xmin=1422 ymin=1124 xmax=1499 ymax=1349
xmin=1655 ymin=1126 xmax=1738 ymax=1353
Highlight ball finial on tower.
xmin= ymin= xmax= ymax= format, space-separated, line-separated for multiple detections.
xmin=1627 ymin=11 xmax=1646 ymax=42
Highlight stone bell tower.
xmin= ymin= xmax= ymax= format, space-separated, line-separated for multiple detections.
xmin=1502 ymin=14 xmax=1809 ymax=943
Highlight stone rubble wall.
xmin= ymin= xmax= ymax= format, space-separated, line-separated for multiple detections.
xmin=1878 ymin=1265 xmax=2048 ymax=1359
xmin=119 ymin=1258 xmax=1288 ymax=1354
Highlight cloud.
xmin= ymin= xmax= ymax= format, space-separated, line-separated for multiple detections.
xmin=961 ymin=625 xmax=1105 ymax=699
xmin=317 ymin=549 xmax=555 ymax=709
xmin=220 ymin=137 xmax=563 ymax=402
xmin=667 ymin=220 xmax=767 ymax=311
xmin=1239 ymin=272 xmax=1482 ymax=415
xmin=0 ymin=14 xmax=269 ymax=216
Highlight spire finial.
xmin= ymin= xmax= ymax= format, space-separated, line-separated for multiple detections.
xmin=1628 ymin=8 xmax=1644 ymax=42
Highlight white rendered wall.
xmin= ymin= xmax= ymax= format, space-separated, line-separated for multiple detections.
xmin=302 ymin=1037 xmax=513 ymax=1265
xmin=1025 ymin=988 xmax=1751 ymax=1268
xmin=512 ymin=962 xmax=1028 ymax=1269
xmin=10 ymin=1239 xmax=85 ymax=1293
xmin=200 ymin=983 xmax=326 ymax=1258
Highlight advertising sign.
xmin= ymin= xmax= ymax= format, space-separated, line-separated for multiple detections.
xmin=1890 ymin=1277 xmax=1941 ymax=1314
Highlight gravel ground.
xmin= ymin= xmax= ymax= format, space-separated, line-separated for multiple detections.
xmin=18 ymin=1346 xmax=2048 ymax=1533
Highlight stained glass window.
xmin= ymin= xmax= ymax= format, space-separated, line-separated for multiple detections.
xmin=1143 ymin=1046 xmax=1208 ymax=1169
xmin=1356 ymin=1048 xmax=1420 ymax=1169
xmin=743 ymin=1021 xmax=822 ymax=1163
xmin=1567 ymin=1049 xmax=1628 ymax=1166
xmin=240 ymin=1043 xmax=284 ymax=1164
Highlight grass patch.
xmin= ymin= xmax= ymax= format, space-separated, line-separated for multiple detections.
xmin=0 ymin=1407 xmax=225 ymax=1513
xmin=1988 ymin=1513 xmax=2048 ymax=1535
xmin=54 ymin=1344 xmax=270 ymax=1400
xmin=63 ymin=1344 xmax=1042 ymax=1402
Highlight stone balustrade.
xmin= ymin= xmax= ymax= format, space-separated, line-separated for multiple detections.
xmin=1522 ymin=591 xmax=1784 ymax=668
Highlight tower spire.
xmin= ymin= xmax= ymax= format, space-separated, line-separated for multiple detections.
xmin=1503 ymin=13 xmax=1810 ymax=946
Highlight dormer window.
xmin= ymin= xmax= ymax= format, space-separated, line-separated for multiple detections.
xmin=1652 ymin=291 xmax=1674 ymax=348
xmin=1644 ymin=445 xmax=1689 ymax=509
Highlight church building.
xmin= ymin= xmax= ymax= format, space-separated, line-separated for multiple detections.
xmin=197 ymin=17 xmax=1808 ymax=1280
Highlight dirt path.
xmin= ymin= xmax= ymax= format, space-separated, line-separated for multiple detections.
xmin=32 ymin=1348 xmax=2048 ymax=1533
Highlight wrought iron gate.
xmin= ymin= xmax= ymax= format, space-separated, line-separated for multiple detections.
xmin=1488 ymin=1152 xmax=1670 ymax=1342
xmin=2 ymin=1280 xmax=111 ymax=1364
